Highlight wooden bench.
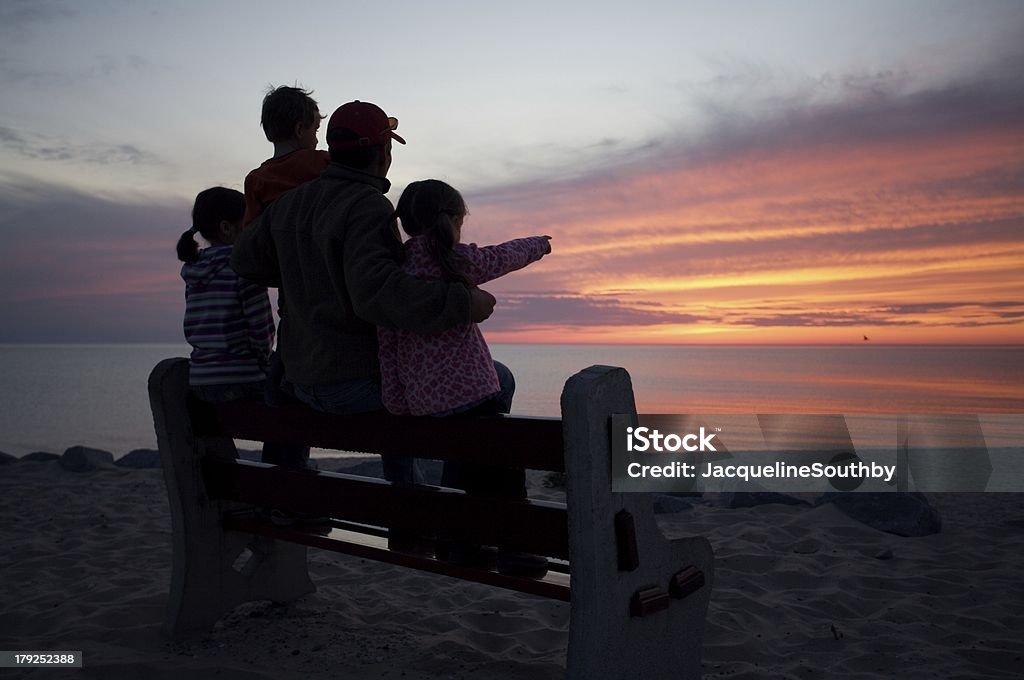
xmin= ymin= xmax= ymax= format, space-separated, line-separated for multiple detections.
xmin=149 ymin=357 xmax=714 ymax=679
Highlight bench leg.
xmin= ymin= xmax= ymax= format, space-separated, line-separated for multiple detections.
xmin=149 ymin=359 xmax=315 ymax=639
xmin=561 ymin=366 xmax=714 ymax=680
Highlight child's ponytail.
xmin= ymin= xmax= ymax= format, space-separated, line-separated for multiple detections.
xmin=176 ymin=226 xmax=200 ymax=264
xmin=429 ymin=211 xmax=471 ymax=287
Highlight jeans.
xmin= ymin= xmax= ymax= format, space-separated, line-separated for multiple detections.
xmin=291 ymin=378 xmax=422 ymax=484
xmin=192 ymin=381 xmax=265 ymax=403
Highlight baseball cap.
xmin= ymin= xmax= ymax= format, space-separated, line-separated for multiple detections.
xmin=326 ymin=100 xmax=407 ymax=150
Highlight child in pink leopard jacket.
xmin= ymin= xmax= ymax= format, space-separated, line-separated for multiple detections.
xmin=378 ymin=179 xmax=551 ymax=418
xmin=377 ymin=179 xmax=552 ymax=576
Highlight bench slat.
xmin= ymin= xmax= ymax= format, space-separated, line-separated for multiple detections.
xmin=190 ymin=398 xmax=566 ymax=472
xmin=309 ymin=517 xmax=570 ymax=575
xmin=224 ymin=515 xmax=571 ymax=601
xmin=205 ymin=459 xmax=571 ymax=560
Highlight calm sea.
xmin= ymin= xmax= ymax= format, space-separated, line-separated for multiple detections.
xmin=1 ymin=343 xmax=1022 ymax=458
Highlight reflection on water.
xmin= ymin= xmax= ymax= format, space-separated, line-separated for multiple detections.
xmin=492 ymin=344 xmax=1024 ymax=415
xmin=1 ymin=343 xmax=1021 ymax=456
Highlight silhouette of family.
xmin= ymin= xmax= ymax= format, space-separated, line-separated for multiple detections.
xmin=176 ymin=86 xmax=552 ymax=576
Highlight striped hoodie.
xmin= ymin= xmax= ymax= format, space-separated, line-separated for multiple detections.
xmin=181 ymin=244 xmax=274 ymax=386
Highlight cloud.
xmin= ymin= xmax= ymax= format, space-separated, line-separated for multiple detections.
xmin=0 ymin=175 xmax=187 ymax=342
xmin=0 ymin=0 xmax=75 ymax=40
xmin=485 ymin=293 xmax=710 ymax=332
xmin=467 ymin=44 xmax=1024 ymax=213
xmin=1 ymin=0 xmax=163 ymax=90
xmin=721 ymin=300 xmax=1024 ymax=331
xmin=671 ymin=47 xmax=1024 ymax=166
xmin=731 ymin=312 xmax=920 ymax=328
xmin=880 ymin=302 xmax=1022 ymax=315
xmin=0 ymin=126 xmax=160 ymax=165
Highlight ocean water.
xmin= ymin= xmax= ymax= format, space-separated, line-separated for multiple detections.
xmin=0 ymin=343 xmax=1022 ymax=458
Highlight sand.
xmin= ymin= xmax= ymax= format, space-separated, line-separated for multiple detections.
xmin=1 ymin=457 xmax=1022 ymax=679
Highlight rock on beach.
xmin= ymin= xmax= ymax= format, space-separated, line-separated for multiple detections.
xmin=21 ymin=451 xmax=60 ymax=462
xmin=115 ymin=448 xmax=162 ymax=469
xmin=58 ymin=445 xmax=115 ymax=472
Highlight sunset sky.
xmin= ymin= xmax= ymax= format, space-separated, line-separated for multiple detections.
xmin=0 ymin=0 xmax=1021 ymax=344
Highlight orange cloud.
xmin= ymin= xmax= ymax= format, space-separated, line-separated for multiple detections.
xmin=472 ymin=115 xmax=1024 ymax=344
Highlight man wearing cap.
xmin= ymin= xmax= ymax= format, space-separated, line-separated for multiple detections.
xmin=232 ymin=100 xmax=495 ymax=483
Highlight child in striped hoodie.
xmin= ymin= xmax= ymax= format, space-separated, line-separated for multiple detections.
xmin=177 ymin=187 xmax=274 ymax=401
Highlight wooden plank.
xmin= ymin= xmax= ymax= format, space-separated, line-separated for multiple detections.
xmin=224 ymin=515 xmax=571 ymax=602
xmin=205 ymin=459 xmax=571 ymax=560
xmin=189 ymin=397 xmax=565 ymax=472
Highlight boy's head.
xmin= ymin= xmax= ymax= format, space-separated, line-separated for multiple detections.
xmin=260 ymin=85 xmax=322 ymax=148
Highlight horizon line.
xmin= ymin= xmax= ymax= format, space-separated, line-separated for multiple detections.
xmin=1 ymin=341 xmax=1021 ymax=349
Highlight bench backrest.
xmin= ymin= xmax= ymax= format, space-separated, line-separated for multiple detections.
xmin=187 ymin=389 xmax=570 ymax=558
xmin=190 ymin=395 xmax=565 ymax=470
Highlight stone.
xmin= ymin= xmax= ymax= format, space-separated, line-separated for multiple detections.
xmin=59 ymin=445 xmax=115 ymax=472
xmin=116 ymin=449 xmax=161 ymax=469
xmin=874 ymin=548 xmax=895 ymax=560
xmin=0 ymin=451 xmax=17 ymax=465
xmin=818 ymin=492 xmax=942 ymax=537
xmin=22 ymin=451 xmax=59 ymax=462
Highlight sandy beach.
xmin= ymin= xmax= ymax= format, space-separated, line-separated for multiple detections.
xmin=1 ymin=454 xmax=1022 ymax=679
